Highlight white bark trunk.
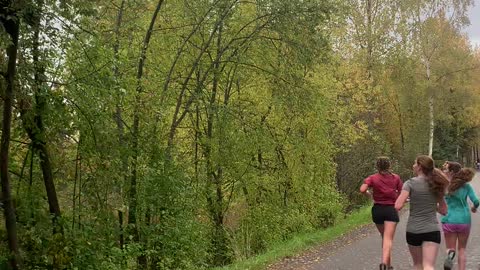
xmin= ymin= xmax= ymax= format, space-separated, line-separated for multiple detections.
xmin=472 ymin=146 xmax=475 ymax=166
xmin=426 ymin=60 xmax=434 ymax=157
xmin=428 ymin=95 xmax=434 ymax=157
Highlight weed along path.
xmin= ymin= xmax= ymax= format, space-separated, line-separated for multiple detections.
xmin=268 ymin=174 xmax=480 ymax=270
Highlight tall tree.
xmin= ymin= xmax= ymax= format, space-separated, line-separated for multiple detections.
xmin=19 ymin=0 xmax=62 ymax=232
xmin=127 ymin=0 xmax=164 ymax=267
xmin=406 ymin=0 xmax=473 ymax=156
xmin=0 ymin=2 xmax=21 ymax=269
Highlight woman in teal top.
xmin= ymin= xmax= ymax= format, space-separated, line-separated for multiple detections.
xmin=441 ymin=163 xmax=479 ymax=270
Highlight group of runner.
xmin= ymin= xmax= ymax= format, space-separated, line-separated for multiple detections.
xmin=360 ymin=155 xmax=479 ymax=270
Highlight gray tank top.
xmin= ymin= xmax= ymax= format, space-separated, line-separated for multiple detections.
xmin=403 ymin=176 xmax=440 ymax=233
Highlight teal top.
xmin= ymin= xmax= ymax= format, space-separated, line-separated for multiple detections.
xmin=441 ymin=183 xmax=479 ymax=224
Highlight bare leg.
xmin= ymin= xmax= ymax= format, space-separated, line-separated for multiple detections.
xmin=382 ymin=221 xmax=397 ymax=267
xmin=443 ymin=232 xmax=457 ymax=253
xmin=375 ymin=224 xmax=385 ymax=265
xmin=422 ymin=241 xmax=439 ymax=270
xmin=375 ymin=224 xmax=385 ymax=236
xmin=457 ymin=231 xmax=470 ymax=270
xmin=408 ymin=245 xmax=423 ymax=270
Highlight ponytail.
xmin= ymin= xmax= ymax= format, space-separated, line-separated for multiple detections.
xmin=427 ymin=168 xmax=449 ymax=199
xmin=376 ymin=156 xmax=392 ymax=175
xmin=448 ymin=168 xmax=475 ymax=193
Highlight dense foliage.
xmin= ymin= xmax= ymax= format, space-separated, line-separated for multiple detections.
xmin=1 ymin=0 xmax=479 ymax=269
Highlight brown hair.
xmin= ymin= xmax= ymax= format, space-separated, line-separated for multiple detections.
xmin=376 ymin=156 xmax=391 ymax=175
xmin=448 ymin=168 xmax=475 ymax=193
xmin=416 ymin=155 xmax=449 ymax=199
xmin=445 ymin=161 xmax=461 ymax=174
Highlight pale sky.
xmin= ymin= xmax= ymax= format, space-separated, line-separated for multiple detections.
xmin=466 ymin=0 xmax=480 ymax=47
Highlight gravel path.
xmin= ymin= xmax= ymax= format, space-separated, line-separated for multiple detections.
xmin=268 ymin=174 xmax=480 ymax=270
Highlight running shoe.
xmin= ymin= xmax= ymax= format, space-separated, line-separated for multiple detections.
xmin=444 ymin=249 xmax=456 ymax=270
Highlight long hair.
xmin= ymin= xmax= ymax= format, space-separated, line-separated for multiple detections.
xmin=446 ymin=161 xmax=461 ymax=174
xmin=416 ymin=155 xmax=449 ymax=199
xmin=448 ymin=168 xmax=475 ymax=193
xmin=376 ymin=156 xmax=392 ymax=175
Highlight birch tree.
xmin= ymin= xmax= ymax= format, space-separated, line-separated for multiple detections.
xmin=406 ymin=0 xmax=473 ymax=156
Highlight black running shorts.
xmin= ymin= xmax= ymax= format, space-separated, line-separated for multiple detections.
xmin=406 ymin=231 xmax=441 ymax=246
xmin=371 ymin=204 xmax=399 ymax=224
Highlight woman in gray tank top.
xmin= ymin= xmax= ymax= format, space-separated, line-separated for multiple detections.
xmin=395 ymin=155 xmax=449 ymax=270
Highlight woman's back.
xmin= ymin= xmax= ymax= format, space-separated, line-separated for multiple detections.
xmin=405 ymin=176 xmax=439 ymax=233
xmin=365 ymin=173 xmax=402 ymax=205
xmin=442 ymin=183 xmax=479 ymax=224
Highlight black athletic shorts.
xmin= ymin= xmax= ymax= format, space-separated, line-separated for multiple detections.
xmin=371 ymin=204 xmax=399 ymax=224
xmin=406 ymin=231 xmax=441 ymax=246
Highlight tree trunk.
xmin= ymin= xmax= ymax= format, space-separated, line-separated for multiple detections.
xmin=20 ymin=0 xmax=63 ymax=232
xmin=471 ymin=146 xmax=475 ymax=166
xmin=0 ymin=7 xmax=21 ymax=269
xmin=391 ymin=91 xmax=405 ymax=151
xmin=113 ymin=0 xmax=126 ymax=155
xmin=475 ymin=144 xmax=480 ymax=164
xmin=425 ymin=58 xmax=434 ymax=157
xmin=112 ymin=0 xmax=127 ymax=252
xmin=72 ymin=139 xmax=80 ymax=231
xmin=36 ymin=143 xmax=62 ymax=231
xmin=427 ymin=92 xmax=434 ymax=158
xmin=128 ymin=0 xmax=164 ymax=267
xmin=113 ymin=0 xmax=126 ymax=162
xmin=366 ymin=0 xmax=373 ymax=77
xmin=204 ymin=18 xmax=233 ymax=266
xmin=428 ymin=95 xmax=434 ymax=157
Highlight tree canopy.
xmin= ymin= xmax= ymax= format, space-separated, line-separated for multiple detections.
xmin=1 ymin=0 xmax=479 ymax=269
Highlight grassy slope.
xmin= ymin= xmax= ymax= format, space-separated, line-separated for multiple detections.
xmin=215 ymin=205 xmax=372 ymax=270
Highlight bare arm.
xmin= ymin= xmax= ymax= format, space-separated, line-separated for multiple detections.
xmin=395 ymin=190 xmax=409 ymax=211
xmin=437 ymin=197 xmax=447 ymax=215
xmin=359 ymin=183 xmax=368 ymax=193
xmin=396 ymin=177 xmax=403 ymax=196
xmin=359 ymin=183 xmax=372 ymax=199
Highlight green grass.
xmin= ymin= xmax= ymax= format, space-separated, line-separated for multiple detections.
xmin=214 ymin=205 xmax=372 ymax=270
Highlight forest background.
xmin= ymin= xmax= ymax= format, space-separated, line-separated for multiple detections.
xmin=1 ymin=0 xmax=480 ymax=269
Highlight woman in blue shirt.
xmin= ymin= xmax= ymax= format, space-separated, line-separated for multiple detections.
xmin=441 ymin=163 xmax=479 ymax=270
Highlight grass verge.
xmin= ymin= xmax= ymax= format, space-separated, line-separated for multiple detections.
xmin=214 ymin=205 xmax=372 ymax=270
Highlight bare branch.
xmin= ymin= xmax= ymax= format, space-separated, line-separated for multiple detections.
xmin=435 ymin=65 xmax=480 ymax=83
